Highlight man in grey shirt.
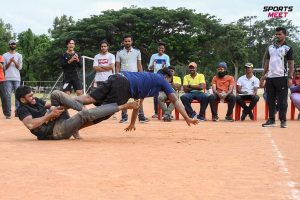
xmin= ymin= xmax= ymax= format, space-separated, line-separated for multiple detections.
xmin=116 ymin=34 xmax=149 ymax=123
xmin=3 ymin=39 xmax=22 ymax=117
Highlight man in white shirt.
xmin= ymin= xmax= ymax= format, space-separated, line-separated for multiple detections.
xmin=116 ymin=35 xmax=149 ymax=123
xmin=236 ymin=63 xmax=260 ymax=121
xmin=261 ymin=27 xmax=294 ymax=128
xmin=3 ymin=39 xmax=22 ymax=117
xmin=93 ymin=41 xmax=115 ymax=87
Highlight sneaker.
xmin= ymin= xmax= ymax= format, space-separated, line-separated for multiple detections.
xmin=190 ymin=112 xmax=197 ymax=119
xmin=139 ymin=116 xmax=150 ymax=123
xmin=163 ymin=114 xmax=172 ymax=122
xmin=262 ymin=119 xmax=275 ymax=127
xmin=241 ymin=112 xmax=246 ymax=121
xmin=225 ymin=116 xmax=234 ymax=122
xmin=280 ymin=120 xmax=287 ymax=128
xmin=119 ymin=118 xmax=128 ymax=123
xmin=5 ymin=116 xmax=11 ymax=119
xmin=212 ymin=115 xmax=219 ymax=122
xmin=197 ymin=115 xmax=206 ymax=122
xmin=152 ymin=114 xmax=158 ymax=118
xmin=297 ymin=113 xmax=300 ymax=121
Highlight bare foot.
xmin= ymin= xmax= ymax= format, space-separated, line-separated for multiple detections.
xmin=121 ymin=101 xmax=140 ymax=110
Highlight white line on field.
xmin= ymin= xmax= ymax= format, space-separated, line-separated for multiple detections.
xmin=263 ymin=128 xmax=300 ymax=200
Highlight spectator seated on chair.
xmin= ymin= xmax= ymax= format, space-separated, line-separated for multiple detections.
xmin=158 ymin=66 xmax=181 ymax=122
xmin=236 ymin=63 xmax=260 ymax=121
xmin=180 ymin=62 xmax=208 ymax=121
xmin=209 ymin=62 xmax=236 ymax=122
xmin=290 ymin=66 xmax=300 ymax=120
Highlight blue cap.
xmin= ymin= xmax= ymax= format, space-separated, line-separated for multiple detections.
xmin=218 ymin=62 xmax=227 ymax=69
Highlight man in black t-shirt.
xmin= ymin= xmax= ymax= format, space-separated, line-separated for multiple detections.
xmin=16 ymin=86 xmax=139 ymax=140
xmin=61 ymin=38 xmax=83 ymax=96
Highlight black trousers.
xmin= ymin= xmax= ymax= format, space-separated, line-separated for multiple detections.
xmin=209 ymin=93 xmax=236 ymax=117
xmin=236 ymin=95 xmax=260 ymax=113
xmin=265 ymin=77 xmax=288 ymax=121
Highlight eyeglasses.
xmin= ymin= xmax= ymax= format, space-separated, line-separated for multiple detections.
xmin=296 ymin=70 xmax=300 ymax=72
xmin=9 ymin=43 xmax=16 ymax=45
xmin=189 ymin=66 xmax=196 ymax=69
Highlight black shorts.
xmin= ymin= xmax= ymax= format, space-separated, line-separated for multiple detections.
xmin=89 ymin=74 xmax=132 ymax=106
xmin=62 ymin=78 xmax=83 ymax=92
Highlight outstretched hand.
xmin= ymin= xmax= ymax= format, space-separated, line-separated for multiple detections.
xmin=186 ymin=118 xmax=199 ymax=126
xmin=124 ymin=124 xmax=136 ymax=132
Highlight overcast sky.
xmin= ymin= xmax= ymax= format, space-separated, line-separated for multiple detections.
xmin=1 ymin=0 xmax=300 ymax=35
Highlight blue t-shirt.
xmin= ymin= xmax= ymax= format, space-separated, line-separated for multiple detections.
xmin=122 ymin=71 xmax=174 ymax=99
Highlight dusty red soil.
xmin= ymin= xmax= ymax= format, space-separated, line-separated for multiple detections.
xmin=0 ymin=99 xmax=300 ymax=200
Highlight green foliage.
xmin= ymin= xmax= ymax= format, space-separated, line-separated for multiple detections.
xmin=0 ymin=19 xmax=13 ymax=54
xmin=1 ymin=8 xmax=300 ymax=84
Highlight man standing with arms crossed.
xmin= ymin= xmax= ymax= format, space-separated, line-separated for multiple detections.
xmin=116 ymin=35 xmax=149 ymax=123
xmin=3 ymin=39 xmax=22 ymax=118
xmin=93 ymin=40 xmax=115 ymax=87
xmin=261 ymin=27 xmax=294 ymax=128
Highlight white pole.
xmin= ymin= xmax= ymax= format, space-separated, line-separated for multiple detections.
xmin=81 ymin=56 xmax=94 ymax=94
xmin=82 ymin=56 xmax=86 ymax=94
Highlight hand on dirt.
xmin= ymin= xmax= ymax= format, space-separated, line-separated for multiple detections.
xmin=186 ymin=118 xmax=199 ymax=126
xmin=124 ymin=124 xmax=136 ymax=131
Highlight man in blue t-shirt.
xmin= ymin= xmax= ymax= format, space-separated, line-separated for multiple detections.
xmin=148 ymin=42 xmax=170 ymax=118
xmin=75 ymin=68 xmax=199 ymax=130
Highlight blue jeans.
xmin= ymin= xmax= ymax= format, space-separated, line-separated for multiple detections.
xmin=5 ymin=80 xmax=20 ymax=114
xmin=0 ymin=82 xmax=10 ymax=117
xmin=180 ymin=92 xmax=209 ymax=118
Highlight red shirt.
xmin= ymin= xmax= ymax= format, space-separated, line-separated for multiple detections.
xmin=211 ymin=75 xmax=235 ymax=93
xmin=0 ymin=55 xmax=5 ymax=82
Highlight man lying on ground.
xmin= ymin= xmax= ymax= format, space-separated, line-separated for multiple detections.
xmin=15 ymin=86 xmax=139 ymax=140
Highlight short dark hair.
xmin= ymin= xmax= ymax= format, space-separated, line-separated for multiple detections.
xmin=15 ymin=86 xmax=32 ymax=102
xmin=158 ymin=41 xmax=166 ymax=47
xmin=66 ymin=38 xmax=75 ymax=45
xmin=168 ymin=66 xmax=175 ymax=71
xmin=99 ymin=40 xmax=109 ymax=46
xmin=275 ymin=27 xmax=287 ymax=35
xmin=123 ymin=34 xmax=132 ymax=40
xmin=157 ymin=67 xmax=172 ymax=78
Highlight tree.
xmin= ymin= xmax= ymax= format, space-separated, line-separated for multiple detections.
xmin=18 ymin=29 xmax=51 ymax=81
xmin=215 ymin=24 xmax=248 ymax=80
xmin=0 ymin=19 xmax=13 ymax=54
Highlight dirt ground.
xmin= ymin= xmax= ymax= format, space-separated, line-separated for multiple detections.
xmin=0 ymin=99 xmax=300 ymax=200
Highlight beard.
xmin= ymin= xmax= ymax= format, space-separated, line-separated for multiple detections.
xmin=217 ymin=71 xmax=227 ymax=78
xmin=9 ymin=46 xmax=16 ymax=50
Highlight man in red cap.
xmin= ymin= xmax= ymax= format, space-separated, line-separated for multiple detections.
xmin=180 ymin=62 xmax=208 ymax=121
